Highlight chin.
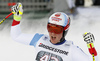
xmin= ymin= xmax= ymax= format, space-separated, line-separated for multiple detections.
xmin=50 ymin=40 xmax=57 ymax=44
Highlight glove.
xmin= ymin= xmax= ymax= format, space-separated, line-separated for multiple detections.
xmin=83 ymin=32 xmax=95 ymax=44
xmin=83 ymin=32 xmax=97 ymax=56
xmin=11 ymin=3 xmax=23 ymax=21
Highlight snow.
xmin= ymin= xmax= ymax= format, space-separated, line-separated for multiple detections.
xmin=0 ymin=7 xmax=100 ymax=61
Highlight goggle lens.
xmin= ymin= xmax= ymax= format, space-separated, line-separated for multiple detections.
xmin=47 ymin=24 xmax=63 ymax=34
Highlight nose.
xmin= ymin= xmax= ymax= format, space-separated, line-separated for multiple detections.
xmin=51 ymin=32 xmax=56 ymax=35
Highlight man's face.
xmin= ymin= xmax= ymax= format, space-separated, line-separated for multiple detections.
xmin=49 ymin=32 xmax=63 ymax=44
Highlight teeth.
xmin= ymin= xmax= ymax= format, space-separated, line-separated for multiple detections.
xmin=51 ymin=36 xmax=56 ymax=39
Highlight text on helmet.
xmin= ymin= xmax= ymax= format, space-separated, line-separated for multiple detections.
xmin=51 ymin=17 xmax=62 ymax=22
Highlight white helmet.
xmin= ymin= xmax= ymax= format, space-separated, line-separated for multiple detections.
xmin=48 ymin=12 xmax=70 ymax=32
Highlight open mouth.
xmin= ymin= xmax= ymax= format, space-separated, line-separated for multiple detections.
xmin=51 ymin=36 xmax=56 ymax=40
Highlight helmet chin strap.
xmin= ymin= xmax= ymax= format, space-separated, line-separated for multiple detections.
xmin=55 ymin=30 xmax=68 ymax=44
xmin=54 ymin=37 xmax=65 ymax=45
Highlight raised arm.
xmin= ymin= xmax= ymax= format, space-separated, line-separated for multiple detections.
xmin=70 ymin=32 xmax=99 ymax=61
xmin=11 ymin=3 xmax=35 ymax=45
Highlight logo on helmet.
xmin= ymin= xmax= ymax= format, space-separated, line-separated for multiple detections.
xmin=51 ymin=13 xmax=62 ymax=22
xmin=51 ymin=17 xmax=62 ymax=22
xmin=55 ymin=13 xmax=61 ymax=17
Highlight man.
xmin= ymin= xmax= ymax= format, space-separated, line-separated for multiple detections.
xmin=11 ymin=3 xmax=98 ymax=61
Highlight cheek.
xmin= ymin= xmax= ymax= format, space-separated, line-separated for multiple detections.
xmin=56 ymin=33 xmax=63 ymax=39
xmin=49 ymin=32 xmax=51 ymax=36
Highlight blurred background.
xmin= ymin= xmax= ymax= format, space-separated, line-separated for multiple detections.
xmin=0 ymin=0 xmax=100 ymax=61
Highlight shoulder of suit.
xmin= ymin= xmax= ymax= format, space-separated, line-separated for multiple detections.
xmin=64 ymin=40 xmax=74 ymax=46
xmin=41 ymin=34 xmax=50 ymax=41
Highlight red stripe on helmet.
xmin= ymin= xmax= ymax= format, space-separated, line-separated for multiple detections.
xmin=64 ymin=18 xmax=70 ymax=31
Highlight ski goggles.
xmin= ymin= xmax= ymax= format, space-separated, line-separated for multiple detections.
xmin=47 ymin=23 xmax=64 ymax=34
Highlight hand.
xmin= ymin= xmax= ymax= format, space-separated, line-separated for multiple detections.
xmin=11 ymin=3 xmax=23 ymax=21
xmin=83 ymin=32 xmax=95 ymax=44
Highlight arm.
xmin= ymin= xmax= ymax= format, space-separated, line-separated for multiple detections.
xmin=71 ymin=45 xmax=98 ymax=61
xmin=11 ymin=24 xmax=35 ymax=45
xmin=10 ymin=3 xmax=36 ymax=45
xmin=71 ymin=45 xmax=90 ymax=61
xmin=70 ymin=32 xmax=99 ymax=61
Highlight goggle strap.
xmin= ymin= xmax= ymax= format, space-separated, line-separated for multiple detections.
xmin=64 ymin=18 xmax=70 ymax=30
